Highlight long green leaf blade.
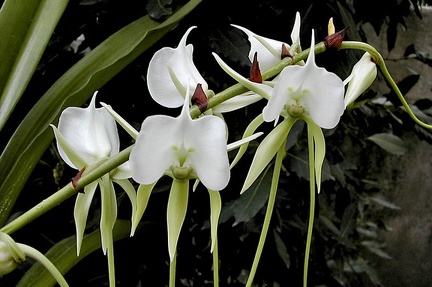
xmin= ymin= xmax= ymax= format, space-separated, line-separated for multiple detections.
xmin=0 ymin=0 xmax=70 ymax=130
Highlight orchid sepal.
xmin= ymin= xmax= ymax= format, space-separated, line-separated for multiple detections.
xmin=167 ymin=179 xmax=189 ymax=262
xmin=147 ymin=26 xmax=208 ymax=108
xmin=208 ymin=189 xmax=221 ymax=253
xmin=304 ymin=118 xmax=326 ymax=193
xmin=74 ymin=180 xmax=98 ymax=255
xmin=241 ymin=117 xmax=297 ymax=193
xmin=230 ymin=114 xmax=265 ymax=169
xmin=131 ymin=183 xmax=157 ymax=236
xmin=213 ymin=52 xmax=272 ymax=100
xmin=100 ymin=102 xmax=139 ymax=140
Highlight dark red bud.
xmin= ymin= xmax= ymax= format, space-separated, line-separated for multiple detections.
xmin=191 ymin=83 xmax=208 ymax=113
xmin=281 ymin=44 xmax=292 ymax=59
xmin=324 ymin=27 xmax=348 ymax=50
xmin=248 ymin=52 xmax=262 ymax=83
xmin=72 ymin=166 xmax=87 ymax=192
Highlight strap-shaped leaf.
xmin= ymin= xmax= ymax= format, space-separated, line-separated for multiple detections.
xmin=0 ymin=0 xmax=69 ymax=130
xmin=0 ymin=0 xmax=202 ymax=227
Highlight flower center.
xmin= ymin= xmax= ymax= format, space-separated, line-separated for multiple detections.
xmin=170 ymin=141 xmax=195 ymax=180
xmin=285 ymin=86 xmax=308 ymax=118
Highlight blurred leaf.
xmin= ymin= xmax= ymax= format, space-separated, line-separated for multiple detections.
xmin=147 ymin=0 xmax=173 ymax=20
xmin=17 ymin=220 xmax=132 ymax=287
xmin=273 ymin=230 xmax=290 ymax=269
xmin=340 ymin=203 xmax=357 ymax=238
xmin=366 ymin=133 xmax=407 ymax=155
xmin=369 ymin=196 xmax=401 ymax=210
xmin=288 ymin=149 xmax=334 ymax=182
xmin=319 ymin=215 xmax=340 ymax=236
xmin=385 ymin=74 xmax=420 ymax=106
xmin=0 ymin=0 xmax=69 ymax=131
xmin=361 ymin=240 xmax=392 ymax=259
xmin=221 ymin=166 xmax=272 ymax=226
xmin=356 ymin=227 xmax=378 ymax=238
xmin=329 ymin=163 xmax=346 ymax=187
xmin=0 ymin=0 xmax=202 ymax=227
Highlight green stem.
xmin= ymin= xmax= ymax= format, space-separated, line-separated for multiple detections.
xmin=17 ymin=243 xmax=69 ymax=287
xmin=169 ymin=253 xmax=177 ymax=287
xmin=303 ymin=125 xmax=316 ymax=287
xmin=107 ymin=241 xmax=115 ymax=287
xmin=0 ymin=146 xmax=133 ymax=235
xmin=341 ymin=41 xmax=432 ymax=130
xmin=245 ymin=142 xmax=286 ymax=287
xmin=213 ymin=236 xmax=219 ymax=287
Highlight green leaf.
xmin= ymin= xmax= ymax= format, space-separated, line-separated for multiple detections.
xmin=16 ymin=220 xmax=132 ymax=287
xmin=0 ymin=0 xmax=202 ymax=227
xmin=273 ymin=230 xmax=290 ymax=269
xmin=0 ymin=0 xmax=69 ymax=130
xmin=147 ymin=0 xmax=173 ymax=20
xmin=369 ymin=196 xmax=401 ymax=210
xmin=366 ymin=133 xmax=407 ymax=155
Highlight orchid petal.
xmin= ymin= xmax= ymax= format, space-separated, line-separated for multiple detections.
xmin=185 ymin=115 xmax=230 ymax=191
xmin=130 ymin=115 xmax=180 ymax=185
xmin=147 ymin=26 xmax=208 ymax=108
xmin=344 ymin=52 xmax=377 ymax=107
xmin=50 ymin=124 xmax=87 ymax=170
xmin=290 ymin=12 xmax=301 ymax=47
xmin=74 ymin=181 xmax=98 ymax=255
xmin=232 ymin=25 xmax=287 ymax=71
xmin=229 ymin=114 xmax=265 ymax=169
xmin=167 ymin=180 xmax=189 ymax=262
xmin=57 ymin=92 xmax=120 ymax=165
xmin=212 ymin=91 xmax=263 ymax=113
xmin=301 ymin=32 xmax=344 ymax=128
xmin=227 ymin=132 xmax=264 ymax=152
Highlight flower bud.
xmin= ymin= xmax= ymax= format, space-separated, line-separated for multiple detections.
xmin=324 ymin=27 xmax=347 ymax=50
xmin=0 ymin=241 xmax=19 ymax=275
xmin=344 ymin=52 xmax=377 ymax=107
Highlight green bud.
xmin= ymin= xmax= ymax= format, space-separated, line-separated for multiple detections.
xmin=0 ymin=241 xmax=19 ymax=275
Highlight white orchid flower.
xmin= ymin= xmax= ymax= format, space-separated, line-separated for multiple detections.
xmin=147 ymin=26 xmax=207 ymax=108
xmin=343 ymin=52 xmax=377 ymax=107
xmin=214 ymin=30 xmax=344 ymax=129
xmin=147 ymin=26 xmax=262 ymax=113
xmin=129 ymin=86 xmax=230 ymax=261
xmin=232 ymin=11 xmax=301 ymax=72
xmin=50 ymin=92 xmax=136 ymax=256
xmin=262 ymin=30 xmax=345 ymax=129
xmin=130 ymin=87 xmax=230 ymax=190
